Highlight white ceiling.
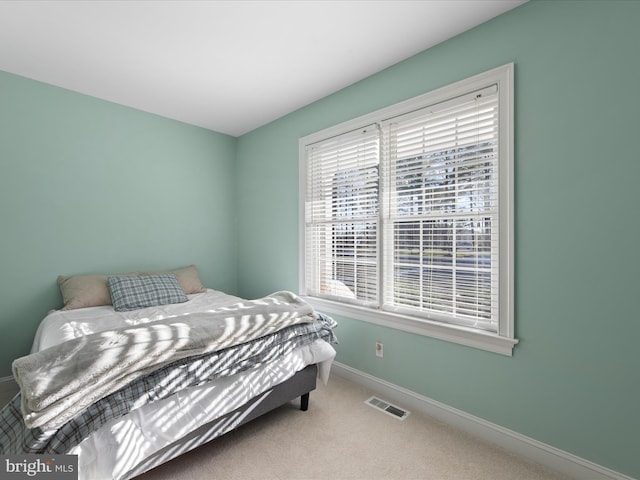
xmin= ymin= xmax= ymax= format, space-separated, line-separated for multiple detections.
xmin=0 ymin=0 xmax=526 ymax=137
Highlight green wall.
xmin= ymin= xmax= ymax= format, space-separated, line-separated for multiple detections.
xmin=236 ymin=1 xmax=640 ymax=478
xmin=0 ymin=71 xmax=238 ymax=377
xmin=1 ymin=1 xmax=638 ymax=477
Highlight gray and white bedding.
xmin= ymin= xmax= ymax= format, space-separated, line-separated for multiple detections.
xmin=15 ymin=290 xmax=324 ymax=430
xmin=0 ymin=289 xmax=337 ymax=479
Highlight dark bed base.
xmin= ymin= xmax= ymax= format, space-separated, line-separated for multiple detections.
xmin=126 ymin=363 xmax=318 ymax=479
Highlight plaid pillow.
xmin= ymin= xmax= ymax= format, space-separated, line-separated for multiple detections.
xmin=108 ymin=274 xmax=188 ymax=312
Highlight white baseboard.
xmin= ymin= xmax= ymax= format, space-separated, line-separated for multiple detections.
xmin=331 ymin=362 xmax=635 ymax=480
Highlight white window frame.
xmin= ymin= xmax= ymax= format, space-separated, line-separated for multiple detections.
xmin=299 ymin=64 xmax=517 ymax=356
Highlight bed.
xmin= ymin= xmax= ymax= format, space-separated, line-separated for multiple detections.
xmin=0 ymin=266 xmax=337 ymax=479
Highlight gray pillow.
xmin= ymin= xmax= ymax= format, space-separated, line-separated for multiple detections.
xmin=108 ymin=274 xmax=188 ymax=312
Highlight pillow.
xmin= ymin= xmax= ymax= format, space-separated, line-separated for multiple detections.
xmin=140 ymin=265 xmax=206 ymax=295
xmin=108 ymin=274 xmax=188 ymax=312
xmin=58 ymin=272 xmax=138 ymax=310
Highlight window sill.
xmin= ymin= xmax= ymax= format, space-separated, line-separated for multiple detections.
xmin=303 ymin=296 xmax=518 ymax=356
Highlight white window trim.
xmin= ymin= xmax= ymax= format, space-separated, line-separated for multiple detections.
xmin=299 ymin=64 xmax=517 ymax=356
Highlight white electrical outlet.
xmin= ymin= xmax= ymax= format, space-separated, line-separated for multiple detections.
xmin=375 ymin=342 xmax=384 ymax=358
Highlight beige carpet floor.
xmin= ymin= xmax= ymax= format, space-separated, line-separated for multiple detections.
xmin=136 ymin=374 xmax=571 ymax=480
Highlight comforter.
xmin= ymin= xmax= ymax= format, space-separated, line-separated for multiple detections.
xmin=14 ymin=290 xmax=317 ymax=430
xmin=0 ymin=291 xmax=337 ymax=458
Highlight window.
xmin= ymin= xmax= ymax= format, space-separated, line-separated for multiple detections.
xmin=299 ymin=64 xmax=516 ymax=355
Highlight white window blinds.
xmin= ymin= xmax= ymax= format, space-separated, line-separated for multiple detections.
xmin=304 ymin=126 xmax=380 ymax=306
xmin=381 ymin=86 xmax=500 ymax=331
xmin=300 ymin=64 xmax=515 ymax=354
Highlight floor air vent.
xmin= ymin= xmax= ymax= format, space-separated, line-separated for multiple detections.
xmin=365 ymin=396 xmax=410 ymax=420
